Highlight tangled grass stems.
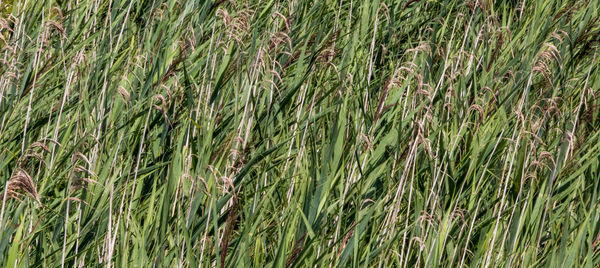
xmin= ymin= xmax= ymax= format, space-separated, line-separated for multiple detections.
xmin=0 ymin=0 xmax=600 ymax=267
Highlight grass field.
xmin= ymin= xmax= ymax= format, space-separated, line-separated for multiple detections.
xmin=1 ymin=0 xmax=600 ymax=267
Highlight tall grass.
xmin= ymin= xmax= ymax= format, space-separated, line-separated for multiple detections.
xmin=0 ymin=0 xmax=599 ymax=267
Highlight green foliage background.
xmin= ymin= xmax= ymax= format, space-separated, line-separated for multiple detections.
xmin=0 ymin=0 xmax=599 ymax=267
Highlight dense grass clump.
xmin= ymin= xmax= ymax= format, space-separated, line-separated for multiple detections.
xmin=1 ymin=0 xmax=600 ymax=267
